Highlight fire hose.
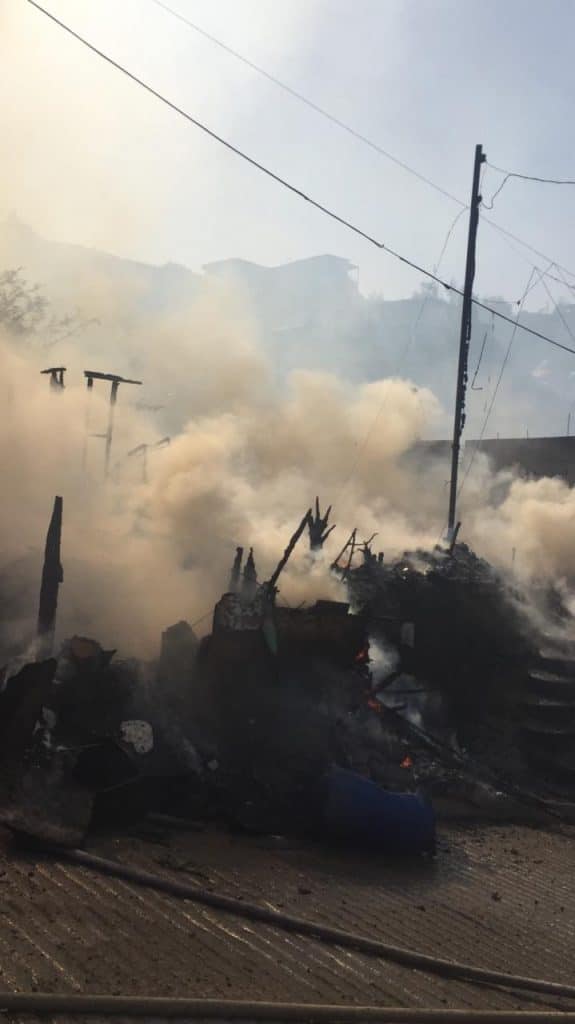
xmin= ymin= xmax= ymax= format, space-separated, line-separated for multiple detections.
xmin=0 ymin=993 xmax=573 ymax=1021
xmin=43 ymin=847 xmax=575 ymax=1004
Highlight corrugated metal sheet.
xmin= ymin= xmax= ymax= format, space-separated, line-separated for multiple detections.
xmin=0 ymin=822 xmax=572 ymax=1017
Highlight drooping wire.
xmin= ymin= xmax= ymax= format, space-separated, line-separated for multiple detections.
xmin=480 ymin=213 xmax=575 ymax=301
xmin=551 ymin=263 xmax=575 ymax=295
xmin=483 ymin=219 xmax=575 ymax=285
xmin=481 ymin=217 xmax=575 ymax=288
xmin=538 ymin=274 xmax=575 ymax=347
xmin=483 ymin=161 xmax=575 ymax=209
xmin=25 ymin=1 xmax=575 ymax=361
xmin=487 ymin=161 xmax=575 ymax=185
xmin=470 ymin=314 xmax=494 ymax=391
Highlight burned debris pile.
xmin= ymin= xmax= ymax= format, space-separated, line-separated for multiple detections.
xmin=0 ymin=497 xmax=574 ymax=855
xmin=340 ymin=538 xmax=575 ymax=805
xmin=0 ymin=635 xmax=202 ymax=845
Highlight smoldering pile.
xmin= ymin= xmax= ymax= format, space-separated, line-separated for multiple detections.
xmin=1 ymin=496 xmax=574 ymax=858
xmin=1 ymin=312 xmax=575 ymax=854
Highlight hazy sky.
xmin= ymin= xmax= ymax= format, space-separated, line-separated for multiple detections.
xmin=3 ymin=0 xmax=575 ymax=306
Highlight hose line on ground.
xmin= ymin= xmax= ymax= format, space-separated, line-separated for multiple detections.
xmin=47 ymin=847 xmax=575 ymax=1004
xmin=0 ymin=993 xmax=574 ymax=1021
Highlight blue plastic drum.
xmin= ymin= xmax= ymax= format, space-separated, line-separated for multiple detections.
xmin=323 ymin=765 xmax=436 ymax=853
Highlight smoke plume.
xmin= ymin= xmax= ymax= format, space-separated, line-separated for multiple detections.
xmin=2 ymin=266 xmax=575 ymax=666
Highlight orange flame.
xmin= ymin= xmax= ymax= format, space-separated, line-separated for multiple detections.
xmin=400 ymin=755 xmax=414 ymax=769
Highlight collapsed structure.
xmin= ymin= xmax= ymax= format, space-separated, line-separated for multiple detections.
xmin=0 ymin=493 xmax=574 ymax=855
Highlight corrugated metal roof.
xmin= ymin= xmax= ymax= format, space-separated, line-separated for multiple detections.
xmin=0 ymin=822 xmax=572 ymax=1018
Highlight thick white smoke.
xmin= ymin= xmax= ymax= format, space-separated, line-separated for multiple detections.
xmin=0 ymin=295 xmax=442 ymax=656
xmin=2 ymin=269 xmax=575 ymax=665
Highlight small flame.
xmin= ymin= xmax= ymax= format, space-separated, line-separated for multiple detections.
xmin=367 ymin=697 xmax=381 ymax=714
xmin=400 ymin=755 xmax=414 ymax=769
xmin=355 ymin=644 xmax=370 ymax=664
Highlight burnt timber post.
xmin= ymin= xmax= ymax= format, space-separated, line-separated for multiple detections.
xmin=105 ymin=379 xmax=120 ymax=477
xmin=37 ymin=496 xmax=63 ymax=659
xmin=447 ymin=143 xmax=485 ymax=539
xmin=40 ymin=367 xmax=66 ymax=390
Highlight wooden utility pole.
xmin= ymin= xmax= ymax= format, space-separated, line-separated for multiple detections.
xmin=83 ymin=371 xmax=142 ymax=478
xmin=37 ymin=496 xmax=63 ymax=659
xmin=126 ymin=436 xmax=170 ymax=483
xmin=447 ymin=143 xmax=485 ymax=539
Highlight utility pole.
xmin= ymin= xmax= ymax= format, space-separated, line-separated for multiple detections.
xmin=83 ymin=371 xmax=142 ymax=478
xmin=126 ymin=436 xmax=170 ymax=483
xmin=447 ymin=143 xmax=485 ymax=541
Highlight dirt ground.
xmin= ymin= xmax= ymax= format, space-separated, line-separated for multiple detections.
xmin=0 ymin=819 xmax=573 ymax=1020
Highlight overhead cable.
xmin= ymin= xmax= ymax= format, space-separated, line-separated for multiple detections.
xmin=487 ymin=160 xmax=575 ymax=187
xmin=148 ymin=0 xmax=466 ymax=210
xmin=458 ymin=268 xmax=540 ymax=497
xmin=331 ymin=207 xmax=467 ymax=504
xmin=550 ymin=262 xmax=575 ymax=295
xmin=484 ymin=162 xmax=575 ymax=210
xmin=400 ymin=207 xmax=467 ymax=368
xmin=147 ymin=0 xmax=575 ymax=286
xmin=25 ymin=0 xmax=575 ymax=359
xmin=538 ymin=274 xmax=575 ymax=346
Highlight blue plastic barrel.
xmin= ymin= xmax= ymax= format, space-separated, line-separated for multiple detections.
xmin=323 ymin=765 xmax=435 ymax=853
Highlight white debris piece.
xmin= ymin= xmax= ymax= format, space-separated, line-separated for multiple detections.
xmin=120 ymin=719 xmax=154 ymax=755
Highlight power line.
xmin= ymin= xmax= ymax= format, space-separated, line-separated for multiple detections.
xmin=458 ymin=268 xmax=539 ymax=497
xmin=148 ymin=0 xmax=575 ymax=287
xmin=487 ymin=160 xmax=575 ymax=186
xmin=333 ymin=207 xmax=466 ymax=502
xmin=148 ymin=0 xmax=466 ymax=211
xmin=398 ymin=206 xmax=466 ymax=370
xmin=470 ymin=297 xmax=575 ymax=355
xmin=538 ymin=273 xmax=575 ymax=347
xmin=479 ymin=212 xmax=575 ymax=298
xmin=470 ymin=315 xmax=493 ymax=391
xmin=550 ymin=262 xmax=575 ymax=295
xmin=484 ymin=163 xmax=575 ymax=210
xmin=25 ymin=0 xmax=575 ymax=360
xmin=483 ymin=219 xmax=575 ymax=283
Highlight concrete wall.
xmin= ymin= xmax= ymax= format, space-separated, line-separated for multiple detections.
xmin=409 ymin=437 xmax=575 ymax=487
xmin=465 ymin=436 xmax=575 ymax=487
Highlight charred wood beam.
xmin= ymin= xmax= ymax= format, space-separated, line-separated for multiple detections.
xmin=228 ymin=546 xmax=243 ymax=592
xmin=344 ymin=529 xmax=358 ymax=574
xmin=242 ymin=548 xmax=258 ymax=597
xmin=331 ymin=528 xmax=357 ymax=571
xmin=37 ymin=496 xmax=63 ymax=659
xmin=267 ymin=510 xmax=311 ymax=591
xmin=307 ymin=497 xmax=336 ymax=550
xmin=41 ymin=367 xmax=66 ymax=389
